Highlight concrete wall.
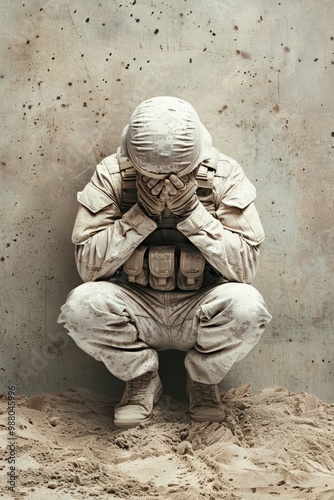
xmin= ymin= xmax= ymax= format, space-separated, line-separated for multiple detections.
xmin=1 ymin=0 xmax=333 ymax=402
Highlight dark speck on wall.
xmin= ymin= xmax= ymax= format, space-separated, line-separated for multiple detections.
xmin=236 ymin=50 xmax=251 ymax=59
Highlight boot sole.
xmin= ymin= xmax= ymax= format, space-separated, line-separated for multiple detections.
xmin=114 ymin=383 xmax=163 ymax=429
xmin=189 ymin=407 xmax=226 ymax=423
xmin=189 ymin=414 xmax=226 ymax=423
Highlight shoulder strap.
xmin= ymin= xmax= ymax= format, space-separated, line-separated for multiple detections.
xmin=195 ymin=149 xmax=220 ymax=214
xmin=117 ymin=147 xmax=137 ymax=185
xmin=202 ymin=147 xmax=220 ymax=170
xmin=102 ymin=153 xmax=124 ymax=208
xmin=196 ymin=164 xmax=214 ymax=188
xmin=196 ymin=147 xmax=220 ymax=188
xmin=116 ymin=148 xmax=137 ymax=211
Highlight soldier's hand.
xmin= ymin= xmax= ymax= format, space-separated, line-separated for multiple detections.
xmin=136 ymin=174 xmax=167 ymax=217
xmin=165 ymin=172 xmax=199 ymax=218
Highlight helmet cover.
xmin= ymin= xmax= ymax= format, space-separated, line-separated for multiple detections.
xmin=120 ymin=96 xmax=212 ymax=179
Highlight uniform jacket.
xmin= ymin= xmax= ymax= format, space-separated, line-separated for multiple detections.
xmin=71 ymin=150 xmax=265 ymax=286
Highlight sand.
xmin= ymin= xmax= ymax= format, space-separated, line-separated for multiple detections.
xmin=1 ymin=385 xmax=334 ymax=499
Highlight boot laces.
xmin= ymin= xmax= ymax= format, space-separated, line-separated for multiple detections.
xmin=192 ymin=381 xmax=220 ymax=404
xmin=126 ymin=372 xmax=153 ymax=402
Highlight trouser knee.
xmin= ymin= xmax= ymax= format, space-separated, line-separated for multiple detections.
xmin=59 ymin=283 xmax=98 ymax=325
xmin=200 ymin=283 xmax=271 ymax=328
xmin=58 ymin=281 xmax=122 ymax=334
xmin=58 ymin=282 xmax=159 ymax=380
xmin=227 ymin=284 xmax=270 ymax=326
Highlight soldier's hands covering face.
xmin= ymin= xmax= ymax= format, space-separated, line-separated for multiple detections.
xmin=137 ymin=169 xmax=199 ymax=219
xmin=165 ymin=171 xmax=199 ymax=218
xmin=136 ymin=174 xmax=167 ymax=216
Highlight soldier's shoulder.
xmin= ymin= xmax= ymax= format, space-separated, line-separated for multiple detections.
xmin=215 ymin=152 xmax=244 ymax=179
xmin=99 ymin=153 xmax=120 ymax=175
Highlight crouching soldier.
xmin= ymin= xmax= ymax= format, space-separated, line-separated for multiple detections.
xmin=58 ymin=96 xmax=272 ymax=428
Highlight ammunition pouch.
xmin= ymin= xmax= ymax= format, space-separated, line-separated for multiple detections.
xmin=123 ymin=244 xmax=206 ymax=291
xmin=123 ymin=245 xmax=149 ymax=286
xmin=177 ymin=245 xmax=205 ymax=290
xmin=149 ymin=246 xmax=176 ymax=291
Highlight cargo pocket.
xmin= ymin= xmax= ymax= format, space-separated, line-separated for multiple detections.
xmin=177 ymin=245 xmax=205 ymax=291
xmin=123 ymin=245 xmax=149 ymax=286
xmin=149 ymin=246 xmax=176 ymax=291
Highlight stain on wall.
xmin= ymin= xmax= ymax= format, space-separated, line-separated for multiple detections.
xmin=1 ymin=0 xmax=333 ymax=401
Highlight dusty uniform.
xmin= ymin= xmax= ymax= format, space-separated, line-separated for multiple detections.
xmin=58 ymin=148 xmax=272 ymax=384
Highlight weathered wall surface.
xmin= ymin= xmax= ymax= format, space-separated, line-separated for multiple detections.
xmin=1 ymin=0 xmax=333 ymax=401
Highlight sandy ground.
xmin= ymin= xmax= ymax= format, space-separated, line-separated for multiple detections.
xmin=1 ymin=385 xmax=334 ymax=499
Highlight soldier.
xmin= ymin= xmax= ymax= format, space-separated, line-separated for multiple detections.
xmin=58 ymin=96 xmax=272 ymax=428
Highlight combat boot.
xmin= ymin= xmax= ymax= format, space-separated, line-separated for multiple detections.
xmin=114 ymin=371 xmax=163 ymax=428
xmin=187 ymin=377 xmax=226 ymax=423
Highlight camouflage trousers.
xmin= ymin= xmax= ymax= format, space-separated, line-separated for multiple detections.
xmin=58 ymin=280 xmax=272 ymax=384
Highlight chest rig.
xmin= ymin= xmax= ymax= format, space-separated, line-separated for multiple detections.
xmin=114 ymin=149 xmax=221 ymax=291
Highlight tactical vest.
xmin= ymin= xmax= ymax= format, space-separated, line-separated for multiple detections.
xmin=112 ymin=148 xmax=223 ymax=291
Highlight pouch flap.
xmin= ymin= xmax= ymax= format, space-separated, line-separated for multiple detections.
xmin=77 ymin=183 xmax=113 ymax=213
xmin=180 ymin=245 xmax=205 ymax=280
xmin=149 ymin=246 xmax=175 ymax=278
xmin=123 ymin=245 xmax=148 ymax=276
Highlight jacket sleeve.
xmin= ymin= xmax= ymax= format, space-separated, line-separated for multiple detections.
xmin=71 ymin=161 xmax=157 ymax=282
xmin=177 ymin=157 xmax=265 ymax=284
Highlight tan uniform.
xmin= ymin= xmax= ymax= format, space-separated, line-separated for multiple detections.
xmin=58 ymin=150 xmax=272 ymax=384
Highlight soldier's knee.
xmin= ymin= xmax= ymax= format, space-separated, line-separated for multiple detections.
xmin=227 ymin=284 xmax=271 ymax=326
xmin=204 ymin=283 xmax=270 ymax=326
xmin=58 ymin=282 xmax=114 ymax=327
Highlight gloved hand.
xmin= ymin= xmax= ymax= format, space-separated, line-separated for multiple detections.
xmin=165 ymin=172 xmax=199 ymax=218
xmin=136 ymin=174 xmax=167 ymax=217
